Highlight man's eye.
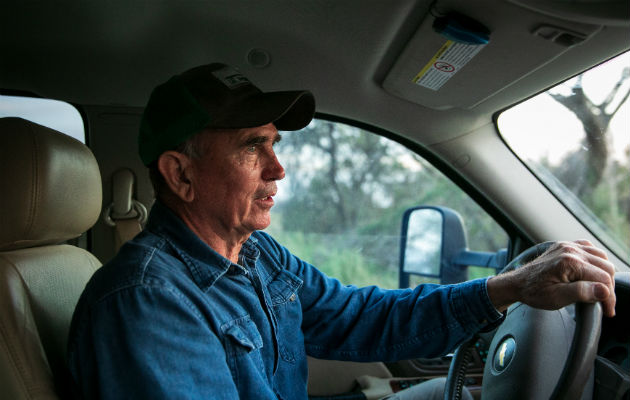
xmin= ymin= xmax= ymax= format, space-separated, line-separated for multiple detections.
xmin=247 ymin=145 xmax=257 ymax=153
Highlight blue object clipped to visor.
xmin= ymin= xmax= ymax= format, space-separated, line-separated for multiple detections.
xmin=433 ymin=11 xmax=491 ymax=45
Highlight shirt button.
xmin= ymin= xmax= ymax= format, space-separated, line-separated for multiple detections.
xmin=289 ymin=293 xmax=297 ymax=302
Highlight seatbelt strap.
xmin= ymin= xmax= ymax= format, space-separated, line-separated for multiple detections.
xmin=103 ymin=168 xmax=147 ymax=251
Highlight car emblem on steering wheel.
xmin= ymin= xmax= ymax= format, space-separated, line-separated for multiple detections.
xmin=493 ymin=336 xmax=516 ymax=373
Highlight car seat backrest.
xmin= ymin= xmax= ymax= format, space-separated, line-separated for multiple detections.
xmin=0 ymin=117 xmax=102 ymax=399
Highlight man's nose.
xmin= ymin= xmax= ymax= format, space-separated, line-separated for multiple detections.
xmin=263 ymin=152 xmax=285 ymax=181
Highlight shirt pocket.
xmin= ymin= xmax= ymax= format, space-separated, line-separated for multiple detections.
xmin=220 ymin=315 xmax=267 ymax=387
xmin=221 ymin=315 xmax=264 ymax=354
xmin=267 ymin=269 xmax=305 ymax=364
xmin=266 ymin=269 xmax=303 ymax=305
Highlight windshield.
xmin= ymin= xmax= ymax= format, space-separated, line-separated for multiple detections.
xmin=497 ymin=52 xmax=630 ymax=262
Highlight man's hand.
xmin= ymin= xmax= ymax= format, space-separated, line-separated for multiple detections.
xmin=487 ymin=240 xmax=616 ymax=317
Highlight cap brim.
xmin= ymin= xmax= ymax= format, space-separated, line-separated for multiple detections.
xmin=208 ymin=90 xmax=315 ymax=131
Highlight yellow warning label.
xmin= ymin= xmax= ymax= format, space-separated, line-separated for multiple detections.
xmin=413 ymin=40 xmax=486 ymax=91
xmin=413 ymin=40 xmax=454 ymax=83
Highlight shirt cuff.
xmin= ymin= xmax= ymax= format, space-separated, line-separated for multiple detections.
xmin=479 ymin=277 xmax=507 ymax=332
xmin=449 ymin=277 xmax=505 ymax=335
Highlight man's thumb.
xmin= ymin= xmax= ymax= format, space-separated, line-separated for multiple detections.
xmin=592 ymin=282 xmax=610 ymax=301
xmin=557 ymin=281 xmax=608 ymax=305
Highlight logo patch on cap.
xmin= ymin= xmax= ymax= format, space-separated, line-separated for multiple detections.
xmin=212 ymin=66 xmax=251 ymax=90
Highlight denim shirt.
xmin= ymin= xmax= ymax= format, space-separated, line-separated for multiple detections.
xmin=67 ymin=201 xmax=503 ymax=399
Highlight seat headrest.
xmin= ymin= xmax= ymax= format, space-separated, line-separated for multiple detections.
xmin=0 ymin=117 xmax=102 ymax=251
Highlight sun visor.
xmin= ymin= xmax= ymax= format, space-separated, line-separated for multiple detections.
xmin=382 ymin=4 xmax=602 ymax=110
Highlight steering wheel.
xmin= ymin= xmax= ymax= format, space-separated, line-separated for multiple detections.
xmin=444 ymin=242 xmax=603 ymax=400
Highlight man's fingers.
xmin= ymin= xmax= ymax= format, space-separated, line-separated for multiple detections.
xmin=568 ymin=250 xmax=615 ymax=317
xmin=576 ymin=254 xmax=615 ymax=284
xmin=518 ymin=240 xmax=616 ymax=317
xmin=579 ymin=243 xmax=609 ymax=261
xmin=592 ymin=282 xmax=610 ymax=300
xmin=585 ymin=252 xmax=614 ymax=275
xmin=587 ymin=282 xmax=616 ymax=317
xmin=549 ymin=241 xmax=615 ymax=293
xmin=600 ymin=287 xmax=617 ymax=317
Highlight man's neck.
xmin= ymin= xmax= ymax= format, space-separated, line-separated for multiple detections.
xmin=163 ymin=197 xmax=248 ymax=264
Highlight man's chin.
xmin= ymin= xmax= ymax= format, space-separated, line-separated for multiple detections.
xmin=247 ymin=215 xmax=272 ymax=232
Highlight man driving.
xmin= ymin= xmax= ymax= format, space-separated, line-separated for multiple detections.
xmin=67 ymin=63 xmax=615 ymax=399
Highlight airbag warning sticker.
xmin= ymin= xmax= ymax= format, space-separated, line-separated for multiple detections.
xmin=413 ymin=40 xmax=486 ymax=91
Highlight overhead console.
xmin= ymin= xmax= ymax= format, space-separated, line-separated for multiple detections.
xmin=382 ymin=0 xmax=626 ymax=110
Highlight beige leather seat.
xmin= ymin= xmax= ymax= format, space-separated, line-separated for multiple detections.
xmin=0 ymin=117 xmax=102 ymax=399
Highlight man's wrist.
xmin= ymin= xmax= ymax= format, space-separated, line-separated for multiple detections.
xmin=487 ymin=273 xmax=519 ymax=312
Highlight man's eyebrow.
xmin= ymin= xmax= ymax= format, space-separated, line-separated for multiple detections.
xmin=243 ymin=133 xmax=282 ymax=146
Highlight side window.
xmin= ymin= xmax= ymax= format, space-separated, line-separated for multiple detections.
xmin=267 ymin=119 xmax=508 ymax=288
xmin=0 ymin=94 xmax=85 ymax=143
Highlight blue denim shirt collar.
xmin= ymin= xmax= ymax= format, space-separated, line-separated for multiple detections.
xmin=145 ymin=200 xmax=260 ymax=291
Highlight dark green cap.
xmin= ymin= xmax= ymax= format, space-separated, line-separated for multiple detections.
xmin=138 ymin=63 xmax=315 ymax=166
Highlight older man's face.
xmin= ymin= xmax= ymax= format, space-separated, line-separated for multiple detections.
xmin=190 ymin=123 xmax=285 ymax=237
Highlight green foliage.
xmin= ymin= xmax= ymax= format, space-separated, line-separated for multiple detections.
xmin=267 ymin=227 xmax=399 ymax=289
xmin=469 ymin=266 xmax=497 ymax=280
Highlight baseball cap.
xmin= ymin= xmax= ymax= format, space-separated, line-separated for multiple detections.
xmin=138 ymin=63 xmax=315 ymax=166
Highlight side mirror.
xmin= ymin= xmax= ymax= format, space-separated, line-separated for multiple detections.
xmin=399 ymin=206 xmax=508 ymax=288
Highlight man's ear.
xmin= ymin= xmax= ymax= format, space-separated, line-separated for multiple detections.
xmin=157 ymin=151 xmax=195 ymax=202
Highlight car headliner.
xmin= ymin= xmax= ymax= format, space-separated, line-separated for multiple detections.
xmin=2 ymin=0 xmax=629 ymax=147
